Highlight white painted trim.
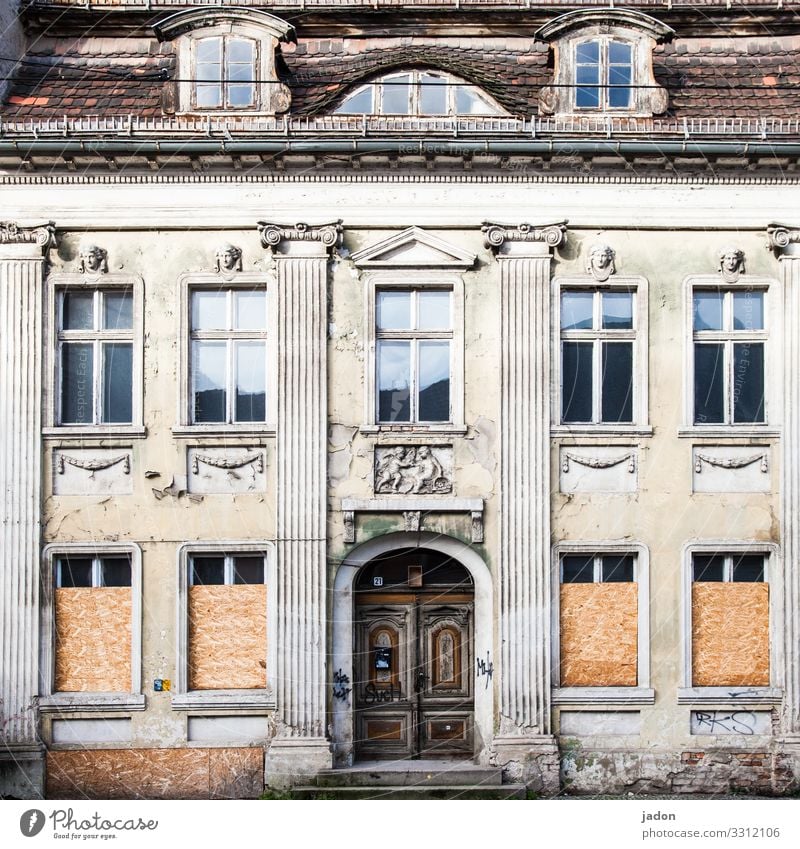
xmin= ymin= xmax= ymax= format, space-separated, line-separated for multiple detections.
xmin=351 ymin=227 xmax=477 ymax=268
xmin=551 ymin=541 xmax=651 ymax=700
xmin=40 ymin=542 xmax=143 ymax=710
xmin=173 ymin=540 xmax=277 ymax=710
xmin=677 ymin=687 xmax=783 ymax=706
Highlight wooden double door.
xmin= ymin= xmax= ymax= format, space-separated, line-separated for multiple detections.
xmin=354 ymin=589 xmax=474 ymax=760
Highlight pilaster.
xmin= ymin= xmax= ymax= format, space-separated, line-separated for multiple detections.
xmin=482 ymin=221 xmax=566 ymax=790
xmin=0 ymin=221 xmax=55 ymax=799
xmin=257 ymin=221 xmax=341 ymax=786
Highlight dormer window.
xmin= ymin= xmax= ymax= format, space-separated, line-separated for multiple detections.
xmin=536 ymin=10 xmax=673 ymax=117
xmin=334 ymin=70 xmax=504 ymax=117
xmin=195 ymin=36 xmax=257 ymax=109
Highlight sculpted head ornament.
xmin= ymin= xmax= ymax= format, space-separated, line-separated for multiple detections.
xmin=79 ymin=243 xmax=108 ymax=274
xmin=718 ymin=246 xmax=745 ymax=282
xmin=586 ymin=243 xmax=616 ymax=281
xmin=215 ymin=243 xmax=243 ymax=273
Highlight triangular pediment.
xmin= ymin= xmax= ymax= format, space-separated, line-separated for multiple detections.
xmin=351 ymin=227 xmax=476 ymax=269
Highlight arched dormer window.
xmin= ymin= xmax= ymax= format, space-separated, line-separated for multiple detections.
xmin=154 ymin=8 xmax=295 ymax=115
xmin=333 ymin=70 xmax=504 ymax=117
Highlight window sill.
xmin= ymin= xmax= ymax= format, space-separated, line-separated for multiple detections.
xmin=678 ymin=427 xmax=780 ymax=439
xmin=38 ymin=694 xmax=146 ymax=713
xmin=552 ymin=687 xmax=655 ymax=705
xmin=360 ymin=424 xmax=468 ymax=438
xmin=43 ymin=426 xmax=147 ymax=440
xmin=171 ymin=692 xmax=275 ymax=711
xmin=551 ymin=426 xmax=653 ymax=438
xmin=677 ymin=687 xmax=782 ymax=705
xmin=172 ymin=425 xmax=276 ymax=439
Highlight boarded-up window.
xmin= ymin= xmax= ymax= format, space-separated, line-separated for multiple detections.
xmin=54 ymin=555 xmax=132 ymax=692
xmin=560 ymin=554 xmax=638 ymax=687
xmin=188 ymin=554 xmax=267 ymax=690
xmin=691 ymin=553 xmax=769 ymax=687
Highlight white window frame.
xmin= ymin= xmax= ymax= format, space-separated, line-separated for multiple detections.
xmin=680 ymin=274 xmax=780 ymax=437
xmin=39 ymin=543 xmax=144 ymax=713
xmin=173 ymin=540 xmax=276 ymax=710
xmin=573 ymin=36 xmax=636 ymax=112
xmin=551 ymin=275 xmax=651 ymax=436
xmin=552 ymin=541 xmax=653 ymax=705
xmin=174 ymin=271 xmax=276 ymax=436
xmin=191 ymin=33 xmax=260 ymax=112
xmin=679 ymin=541 xmax=783 ymax=705
xmin=361 ymin=273 xmax=466 ymax=435
xmin=44 ymin=273 xmax=145 ymax=438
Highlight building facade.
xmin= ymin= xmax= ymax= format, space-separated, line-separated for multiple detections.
xmin=1 ymin=0 xmax=800 ymax=798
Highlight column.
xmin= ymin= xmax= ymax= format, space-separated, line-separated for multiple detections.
xmin=482 ymin=221 xmax=566 ymax=788
xmin=258 ymin=221 xmax=341 ymax=785
xmin=0 ymin=221 xmax=54 ymax=799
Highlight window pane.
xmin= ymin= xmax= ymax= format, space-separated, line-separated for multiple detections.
xmin=196 ymin=62 xmax=220 ymax=83
xmin=602 ymin=292 xmax=633 ymax=329
xmin=693 ymin=291 xmax=723 ymax=331
xmin=233 ymin=556 xmax=264 ymax=585
xmin=102 ymin=343 xmax=132 ymax=424
xmin=235 ymin=291 xmax=266 ymax=330
xmin=101 ymin=557 xmax=132 ymax=587
xmin=61 ymin=343 xmax=94 ymax=424
xmin=377 ymin=290 xmax=411 ymax=330
xmin=193 ymin=341 xmax=226 ymax=423
xmin=62 ymin=291 xmax=94 ymax=330
xmin=733 ymin=291 xmax=764 ymax=331
xmin=609 ymin=42 xmax=632 ymax=65
xmin=576 ymin=86 xmax=600 ymax=109
xmin=196 ymin=84 xmax=222 ymax=108
xmin=732 ymin=554 xmax=764 ymax=582
xmin=576 ymin=42 xmax=600 ymax=63
xmin=235 ymin=341 xmax=266 ymax=422
xmin=227 ymin=38 xmax=254 ymax=64
xmin=419 ymin=73 xmax=447 ymax=115
xmin=417 ymin=291 xmax=451 ymax=330
xmin=561 ymin=291 xmax=594 ymax=330
xmin=191 ymin=557 xmax=225 ymax=585
xmin=196 ymin=38 xmax=221 ymax=64
xmin=227 ymin=84 xmax=255 ymax=108
xmin=693 ymin=554 xmax=725 ymax=582
xmin=562 ymin=556 xmax=594 ymax=583
xmin=602 ymin=555 xmax=634 ymax=583
xmin=601 ymin=342 xmax=633 ymax=423
xmin=57 ymin=556 xmax=93 ymax=588
xmin=381 ymin=74 xmax=411 ymax=114
xmin=335 ymin=86 xmax=373 ymax=114
xmin=455 ymin=85 xmax=495 ymax=115
xmin=561 ymin=341 xmax=593 ymax=422
xmin=377 ymin=341 xmax=411 ymax=422
xmin=418 ymin=340 xmax=450 ymax=422
xmin=694 ymin=343 xmax=725 ymax=424
xmin=192 ymin=291 xmax=227 ymax=330
xmin=103 ymin=291 xmax=132 ymax=330
xmin=576 ymin=65 xmax=601 ymax=85
xmin=733 ymin=342 xmax=765 ymax=423
xmin=607 ymin=63 xmax=632 ymax=109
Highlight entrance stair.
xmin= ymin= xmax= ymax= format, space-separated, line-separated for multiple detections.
xmin=291 ymin=760 xmax=526 ymax=799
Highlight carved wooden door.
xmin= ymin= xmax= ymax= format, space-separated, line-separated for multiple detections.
xmin=354 ymin=594 xmax=474 ymax=760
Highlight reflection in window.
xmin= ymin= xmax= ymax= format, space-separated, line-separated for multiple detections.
xmin=575 ymin=39 xmax=633 ymax=110
xmin=195 ymin=36 xmax=256 ymax=110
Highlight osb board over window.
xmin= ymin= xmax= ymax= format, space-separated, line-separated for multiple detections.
xmin=54 ymin=588 xmax=131 ymax=692
xmin=560 ymin=583 xmax=638 ymax=687
xmin=188 ymin=585 xmax=267 ymax=690
xmin=692 ymin=583 xmax=770 ymax=687
xmin=46 ymin=748 xmax=264 ymax=799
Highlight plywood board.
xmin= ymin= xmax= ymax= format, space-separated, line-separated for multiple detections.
xmin=47 ymin=748 xmax=263 ymax=800
xmin=188 ymin=585 xmax=267 ymax=690
xmin=54 ymin=588 xmax=131 ymax=692
xmin=560 ymin=583 xmax=638 ymax=687
xmin=692 ymin=583 xmax=770 ymax=686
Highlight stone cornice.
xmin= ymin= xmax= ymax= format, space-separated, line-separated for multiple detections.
xmin=767 ymin=223 xmax=800 ymax=251
xmin=0 ymin=221 xmax=55 ymax=248
xmin=482 ymin=221 xmax=567 ymax=252
xmin=258 ymin=221 xmax=343 ymax=252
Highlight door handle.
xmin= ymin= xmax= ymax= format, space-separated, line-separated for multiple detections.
xmin=415 ymin=671 xmax=428 ymax=692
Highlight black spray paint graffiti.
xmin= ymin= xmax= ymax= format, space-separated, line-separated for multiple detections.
xmin=476 ymin=652 xmax=493 ymax=690
xmin=362 ymin=683 xmax=403 ymax=704
xmin=332 ymin=668 xmax=351 ymax=702
xmin=694 ymin=711 xmax=757 ymax=735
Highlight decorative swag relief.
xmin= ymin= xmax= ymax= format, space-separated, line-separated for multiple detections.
xmin=559 ymin=447 xmax=638 ymax=494
xmin=692 ymin=446 xmax=771 ymax=494
xmin=52 ymin=449 xmax=133 ymax=496
xmin=187 ymin=448 xmax=267 ymax=494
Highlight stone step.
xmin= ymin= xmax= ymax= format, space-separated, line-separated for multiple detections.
xmin=315 ymin=763 xmax=503 ymax=788
xmin=292 ymin=784 xmax=527 ymax=800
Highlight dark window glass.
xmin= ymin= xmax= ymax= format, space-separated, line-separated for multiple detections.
xmin=235 ymin=341 xmax=266 ymax=422
xmin=61 ymin=343 xmax=94 ymax=424
xmin=57 ymin=556 xmax=93 ymax=588
xmin=191 ymin=557 xmax=225 ymax=585
xmin=601 ymin=342 xmax=633 ymax=423
xmin=102 ymin=343 xmax=132 ymax=424
xmin=694 ymin=343 xmax=725 ymax=424
xmin=233 ymin=556 xmax=265 ymax=585
xmin=607 ymin=42 xmax=632 ymax=108
xmin=101 ymin=557 xmax=132 ymax=587
xmin=62 ymin=291 xmax=94 ymax=330
xmin=732 ymin=555 xmax=764 ymax=583
xmin=103 ymin=291 xmax=133 ymax=330
xmin=732 ymin=342 xmax=765 ymax=423
xmin=193 ymin=341 xmax=226 ymax=423
xmin=693 ymin=555 xmax=725 ymax=582
xmin=378 ymin=341 xmax=411 ymax=422
xmin=418 ymin=341 xmax=450 ymax=422
xmin=562 ymin=341 xmax=593 ymax=422
xmin=602 ymin=555 xmax=634 ymax=583
xmin=562 ymin=556 xmax=594 ymax=583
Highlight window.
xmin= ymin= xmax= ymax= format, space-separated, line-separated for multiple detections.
xmin=575 ymin=39 xmax=633 ymax=110
xmin=334 ymin=70 xmax=504 ymax=117
xmin=560 ymin=288 xmax=635 ymax=424
xmin=692 ymin=288 xmax=766 ymax=425
xmin=190 ymin=288 xmax=267 ymax=424
xmin=194 ymin=36 xmax=257 ymax=110
xmin=174 ymin=542 xmax=275 ymax=708
xmin=375 ymin=288 xmax=453 ymax=424
xmin=57 ymin=289 xmax=133 ymax=425
xmin=40 ymin=544 xmax=143 ymax=712
xmin=553 ymin=543 xmax=652 ymax=703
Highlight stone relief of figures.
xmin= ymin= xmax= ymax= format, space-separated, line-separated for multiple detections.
xmin=374 ymin=445 xmax=453 ymax=495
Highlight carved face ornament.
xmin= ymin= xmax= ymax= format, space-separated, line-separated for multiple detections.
xmin=719 ymin=247 xmax=745 ymax=282
xmin=215 ymin=243 xmax=243 ymax=273
xmin=79 ymin=244 xmax=108 ymax=274
xmin=587 ymin=244 xmax=616 ymax=281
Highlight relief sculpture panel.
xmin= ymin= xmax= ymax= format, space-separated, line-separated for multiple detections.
xmin=374 ymin=445 xmax=453 ymax=495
